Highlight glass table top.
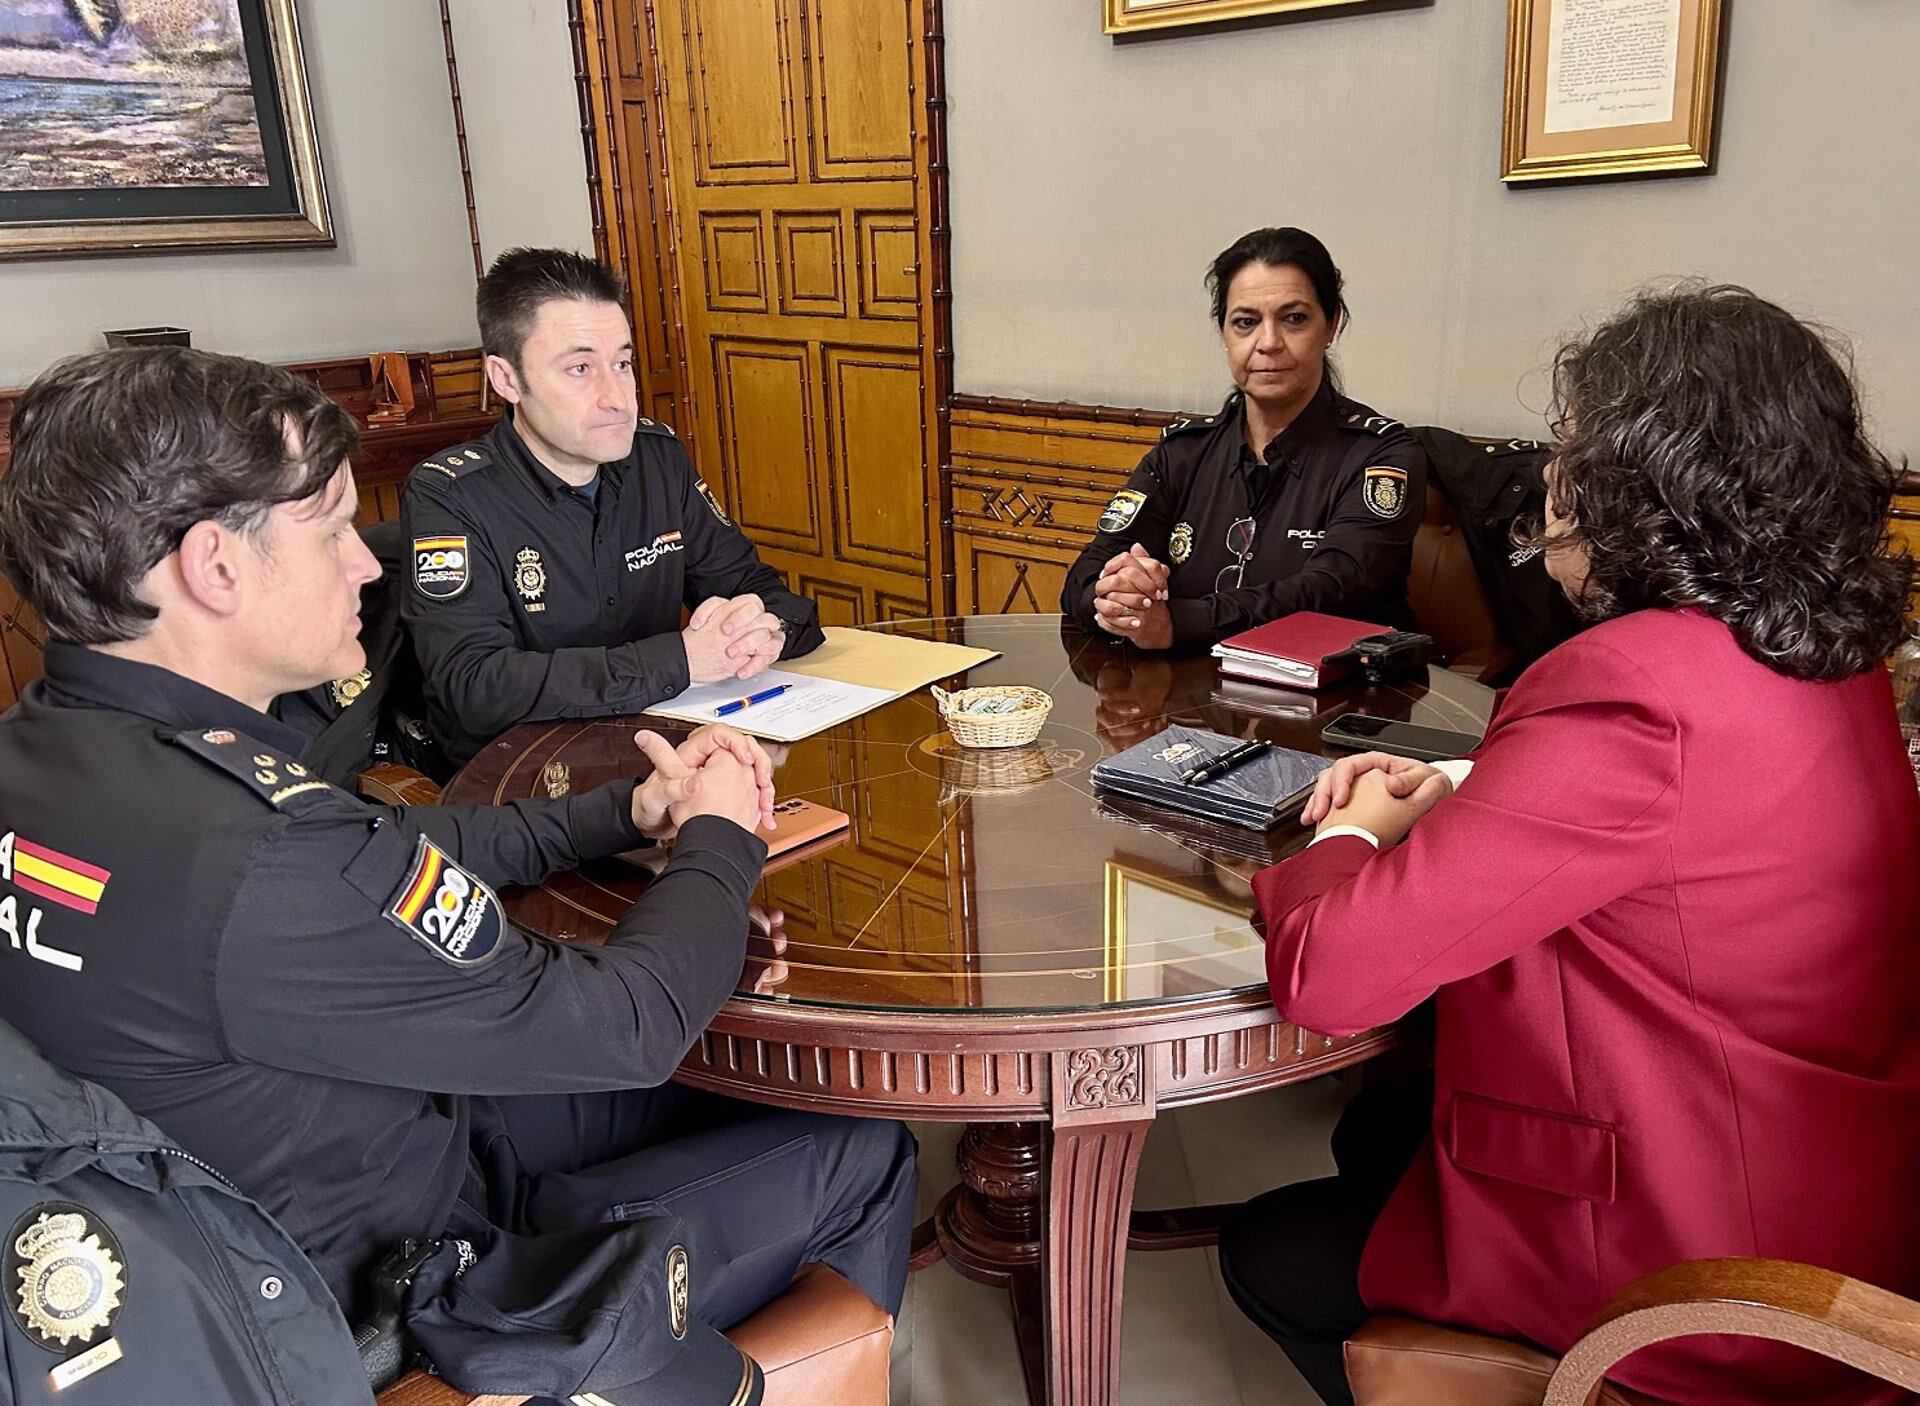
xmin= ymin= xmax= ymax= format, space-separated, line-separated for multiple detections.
xmin=445 ymin=615 xmax=1494 ymax=1017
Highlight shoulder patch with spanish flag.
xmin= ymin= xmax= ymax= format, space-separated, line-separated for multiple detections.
xmin=1362 ymin=466 xmax=1408 ymax=519
xmin=383 ymin=836 xmax=504 ymax=968
xmin=693 ymin=478 xmax=733 ymax=528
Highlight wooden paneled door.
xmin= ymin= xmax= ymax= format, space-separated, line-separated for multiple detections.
xmin=576 ymin=0 xmax=951 ymax=624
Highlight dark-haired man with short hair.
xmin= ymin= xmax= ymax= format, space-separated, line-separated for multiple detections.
xmin=402 ymin=247 xmax=824 ymax=765
xmin=0 ymin=347 xmax=913 ymax=1404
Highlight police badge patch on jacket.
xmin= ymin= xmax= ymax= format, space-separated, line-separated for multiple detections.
xmin=0 ymin=1019 xmax=372 ymax=1406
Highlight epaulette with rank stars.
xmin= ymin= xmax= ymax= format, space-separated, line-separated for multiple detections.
xmin=414 ymin=443 xmax=492 ymax=479
xmin=163 ymin=727 xmax=342 ymax=815
xmin=634 ymin=416 xmax=677 ymax=439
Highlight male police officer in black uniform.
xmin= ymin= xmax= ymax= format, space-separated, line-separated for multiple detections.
xmin=0 ymin=349 xmax=913 ymax=1404
xmin=1061 ymin=228 xmax=1426 ymax=652
xmin=403 ymin=249 xmax=825 ymax=766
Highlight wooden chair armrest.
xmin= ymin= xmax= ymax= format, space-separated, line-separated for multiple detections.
xmin=1544 ymin=1258 xmax=1920 ymax=1406
xmin=358 ymin=764 xmax=444 ymax=807
xmin=374 ymin=1368 xmax=524 ymax=1405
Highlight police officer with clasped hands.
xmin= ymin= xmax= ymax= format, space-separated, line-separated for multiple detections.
xmin=0 ymin=348 xmax=914 ymax=1404
xmin=402 ymin=248 xmax=826 ymax=765
xmin=1062 ymin=227 xmax=1427 ymax=650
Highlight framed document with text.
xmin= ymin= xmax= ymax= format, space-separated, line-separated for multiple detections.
xmin=1502 ymin=0 xmax=1725 ymax=184
xmin=1103 ymin=0 xmax=1394 ymax=35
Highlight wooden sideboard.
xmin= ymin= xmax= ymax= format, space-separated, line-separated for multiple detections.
xmin=0 ymin=349 xmax=500 ymax=710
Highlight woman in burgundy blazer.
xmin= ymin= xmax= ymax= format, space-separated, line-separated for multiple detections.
xmin=1220 ymin=286 xmax=1920 ymax=1406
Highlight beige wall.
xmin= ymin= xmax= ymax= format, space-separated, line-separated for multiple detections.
xmin=0 ymin=0 xmax=596 ymax=390
xmin=447 ymin=0 xmax=596 ymax=269
xmin=945 ymin=0 xmax=1920 ymax=453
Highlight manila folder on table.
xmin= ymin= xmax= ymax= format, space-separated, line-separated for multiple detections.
xmin=645 ymin=628 xmax=999 ymax=742
xmin=777 ymin=627 xmax=999 ymax=694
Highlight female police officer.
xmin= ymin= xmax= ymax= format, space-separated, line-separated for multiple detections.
xmin=1062 ymin=227 xmax=1426 ymax=650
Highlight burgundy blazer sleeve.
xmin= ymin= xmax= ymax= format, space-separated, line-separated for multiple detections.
xmin=1254 ymin=636 xmax=1682 ymax=1037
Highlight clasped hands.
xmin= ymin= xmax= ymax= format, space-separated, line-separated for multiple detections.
xmin=1303 ymin=751 xmax=1455 ymax=847
xmin=630 ymin=723 xmax=780 ymax=839
xmin=683 ymin=592 xmax=784 ymax=684
xmin=1091 ymin=544 xmax=1174 ymax=650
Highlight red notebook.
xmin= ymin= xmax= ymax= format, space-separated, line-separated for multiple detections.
xmin=1211 ymin=612 xmax=1388 ymax=690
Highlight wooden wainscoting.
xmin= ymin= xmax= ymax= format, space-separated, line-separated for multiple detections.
xmin=947 ymin=394 xmax=1178 ymax=617
xmin=948 ymin=398 xmax=1920 ymax=627
xmin=0 ymin=349 xmax=499 ymax=711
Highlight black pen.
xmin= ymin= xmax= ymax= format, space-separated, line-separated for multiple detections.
xmin=1180 ymin=739 xmax=1268 ymax=787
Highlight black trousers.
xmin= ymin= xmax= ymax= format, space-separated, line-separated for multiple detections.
xmin=463 ymin=1084 xmax=917 ymax=1403
xmin=1218 ymin=1071 xmax=1432 ymax=1406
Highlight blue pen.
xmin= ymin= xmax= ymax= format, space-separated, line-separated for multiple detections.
xmin=715 ymin=683 xmax=792 ymax=716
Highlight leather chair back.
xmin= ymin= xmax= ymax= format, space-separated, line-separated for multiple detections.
xmin=1346 ymin=1317 xmax=1664 ymax=1406
xmin=1410 ymin=480 xmax=1512 ymax=683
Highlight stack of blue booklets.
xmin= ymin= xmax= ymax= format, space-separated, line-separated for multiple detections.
xmin=1091 ymin=724 xmax=1334 ymax=830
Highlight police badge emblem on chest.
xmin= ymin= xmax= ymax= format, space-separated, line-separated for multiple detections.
xmin=6 ymin=1203 xmax=125 ymax=1353
xmin=1362 ymin=466 xmax=1408 ymax=519
xmin=383 ymin=837 xmax=504 ymax=967
xmin=1168 ymin=522 xmax=1194 ymax=564
xmin=514 ymin=547 xmax=548 ymax=613
xmin=330 ymin=668 xmax=372 ymax=710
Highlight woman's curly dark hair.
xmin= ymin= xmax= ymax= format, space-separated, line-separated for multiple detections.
xmin=1532 ymin=283 xmax=1913 ymax=681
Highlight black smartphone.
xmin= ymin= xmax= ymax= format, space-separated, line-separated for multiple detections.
xmin=1320 ymin=712 xmax=1482 ymax=763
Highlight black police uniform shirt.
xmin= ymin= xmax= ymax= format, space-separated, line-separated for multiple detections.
xmin=401 ymin=411 xmax=827 ymax=764
xmin=0 ymin=644 xmax=767 ymax=1323
xmin=1060 ymin=381 xmax=1427 ymax=648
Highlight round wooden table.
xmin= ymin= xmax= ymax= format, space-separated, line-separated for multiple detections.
xmin=443 ymin=615 xmax=1494 ymax=1406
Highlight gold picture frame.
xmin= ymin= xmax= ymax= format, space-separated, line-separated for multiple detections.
xmin=1102 ymin=858 xmax=1260 ymax=1003
xmin=0 ymin=0 xmax=331 ymax=261
xmin=1502 ymin=0 xmax=1725 ymax=184
xmin=1103 ymin=0 xmax=1391 ymax=36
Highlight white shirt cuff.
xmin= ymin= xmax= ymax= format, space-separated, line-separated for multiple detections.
xmin=1309 ymin=824 xmax=1381 ymax=850
xmin=1307 ymin=762 xmax=1471 ymax=851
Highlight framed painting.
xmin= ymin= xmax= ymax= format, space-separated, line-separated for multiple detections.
xmin=1103 ymin=0 xmax=1397 ymax=35
xmin=1103 ymin=858 xmax=1260 ymax=1003
xmin=0 ymin=0 xmax=330 ymax=259
xmin=1502 ymin=0 xmax=1725 ymax=184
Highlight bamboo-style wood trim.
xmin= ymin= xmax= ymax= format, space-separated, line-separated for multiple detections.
xmin=567 ymin=0 xmax=613 ymax=264
xmin=951 ymin=392 xmax=1183 ymax=428
xmin=923 ymin=0 xmax=957 ymax=613
xmin=437 ymin=0 xmax=486 ymax=282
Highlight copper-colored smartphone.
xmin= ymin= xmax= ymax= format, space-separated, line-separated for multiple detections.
xmin=617 ymin=797 xmax=850 ymax=874
xmin=763 ymin=797 xmax=851 ymax=859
